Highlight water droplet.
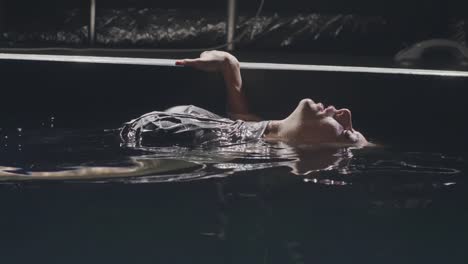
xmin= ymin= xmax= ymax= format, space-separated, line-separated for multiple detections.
xmin=50 ymin=116 xmax=55 ymax=128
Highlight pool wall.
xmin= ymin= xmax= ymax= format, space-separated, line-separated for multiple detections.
xmin=1 ymin=1 xmax=468 ymax=56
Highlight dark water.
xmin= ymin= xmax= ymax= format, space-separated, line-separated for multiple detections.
xmin=0 ymin=127 xmax=467 ymax=264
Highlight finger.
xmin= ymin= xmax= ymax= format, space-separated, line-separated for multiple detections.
xmin=175 ymin=58 xmax=199 ymax=66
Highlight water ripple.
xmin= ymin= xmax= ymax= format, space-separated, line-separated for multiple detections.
xmin=0 ymin=128 xmax=464 ymax=187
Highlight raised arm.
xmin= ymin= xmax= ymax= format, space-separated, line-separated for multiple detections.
xmin=175 ymin=51 xmax=261 ymax=121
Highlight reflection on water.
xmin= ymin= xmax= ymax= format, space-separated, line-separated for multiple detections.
xmin=0 ymin=128 xmax=463 ymax=188
xmin=0 ymin=128 xmax=466 ymax=264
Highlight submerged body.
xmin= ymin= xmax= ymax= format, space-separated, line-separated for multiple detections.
xmin=120 ymin=105 xmax=268 ymax=147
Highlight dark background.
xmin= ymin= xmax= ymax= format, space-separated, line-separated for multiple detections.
xmin=0 ymin=58 xmax=466 ymax=151
xmin=0 ymin=2 xmax=467 ymax=264
xmin=1 ymin=0 xmax=465 ymax=14
xmin=0 ymin=0 xmax=467 ymax=149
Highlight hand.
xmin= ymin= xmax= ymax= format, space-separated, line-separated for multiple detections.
xmin=175 ymin=50 xmax=239 ymax=72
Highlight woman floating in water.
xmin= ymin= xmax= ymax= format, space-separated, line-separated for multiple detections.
xmin=120 ymin=51 xmax=368 ymax=148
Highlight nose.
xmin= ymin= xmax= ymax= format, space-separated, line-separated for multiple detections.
xmin=299 ymin=98 xmax=315 ymax=106
xmin=334 ymin=109 xmax=353 ymax=131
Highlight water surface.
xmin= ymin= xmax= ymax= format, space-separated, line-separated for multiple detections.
xmin=0 ymin=127 xmax=466 ymax=264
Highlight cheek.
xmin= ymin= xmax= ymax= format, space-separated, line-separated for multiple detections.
xmin=297 ymin=118 xmax=344 ymax=143
xmin=301 ymin=121 xmax=342 ymax=143
xmin=318 ymin=120 xmax=343 ymax=138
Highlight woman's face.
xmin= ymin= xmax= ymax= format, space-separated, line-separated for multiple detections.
xmin=286 ymin=99 xmax=367 ymax=146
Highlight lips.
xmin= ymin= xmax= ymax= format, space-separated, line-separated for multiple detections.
xmin=318 ymin=104 xmax=336 ymax=115
xmin=317 ymin=103 xmax=324 ymax=111
xmin=324 ymin=106 xmax=336 ymax=112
